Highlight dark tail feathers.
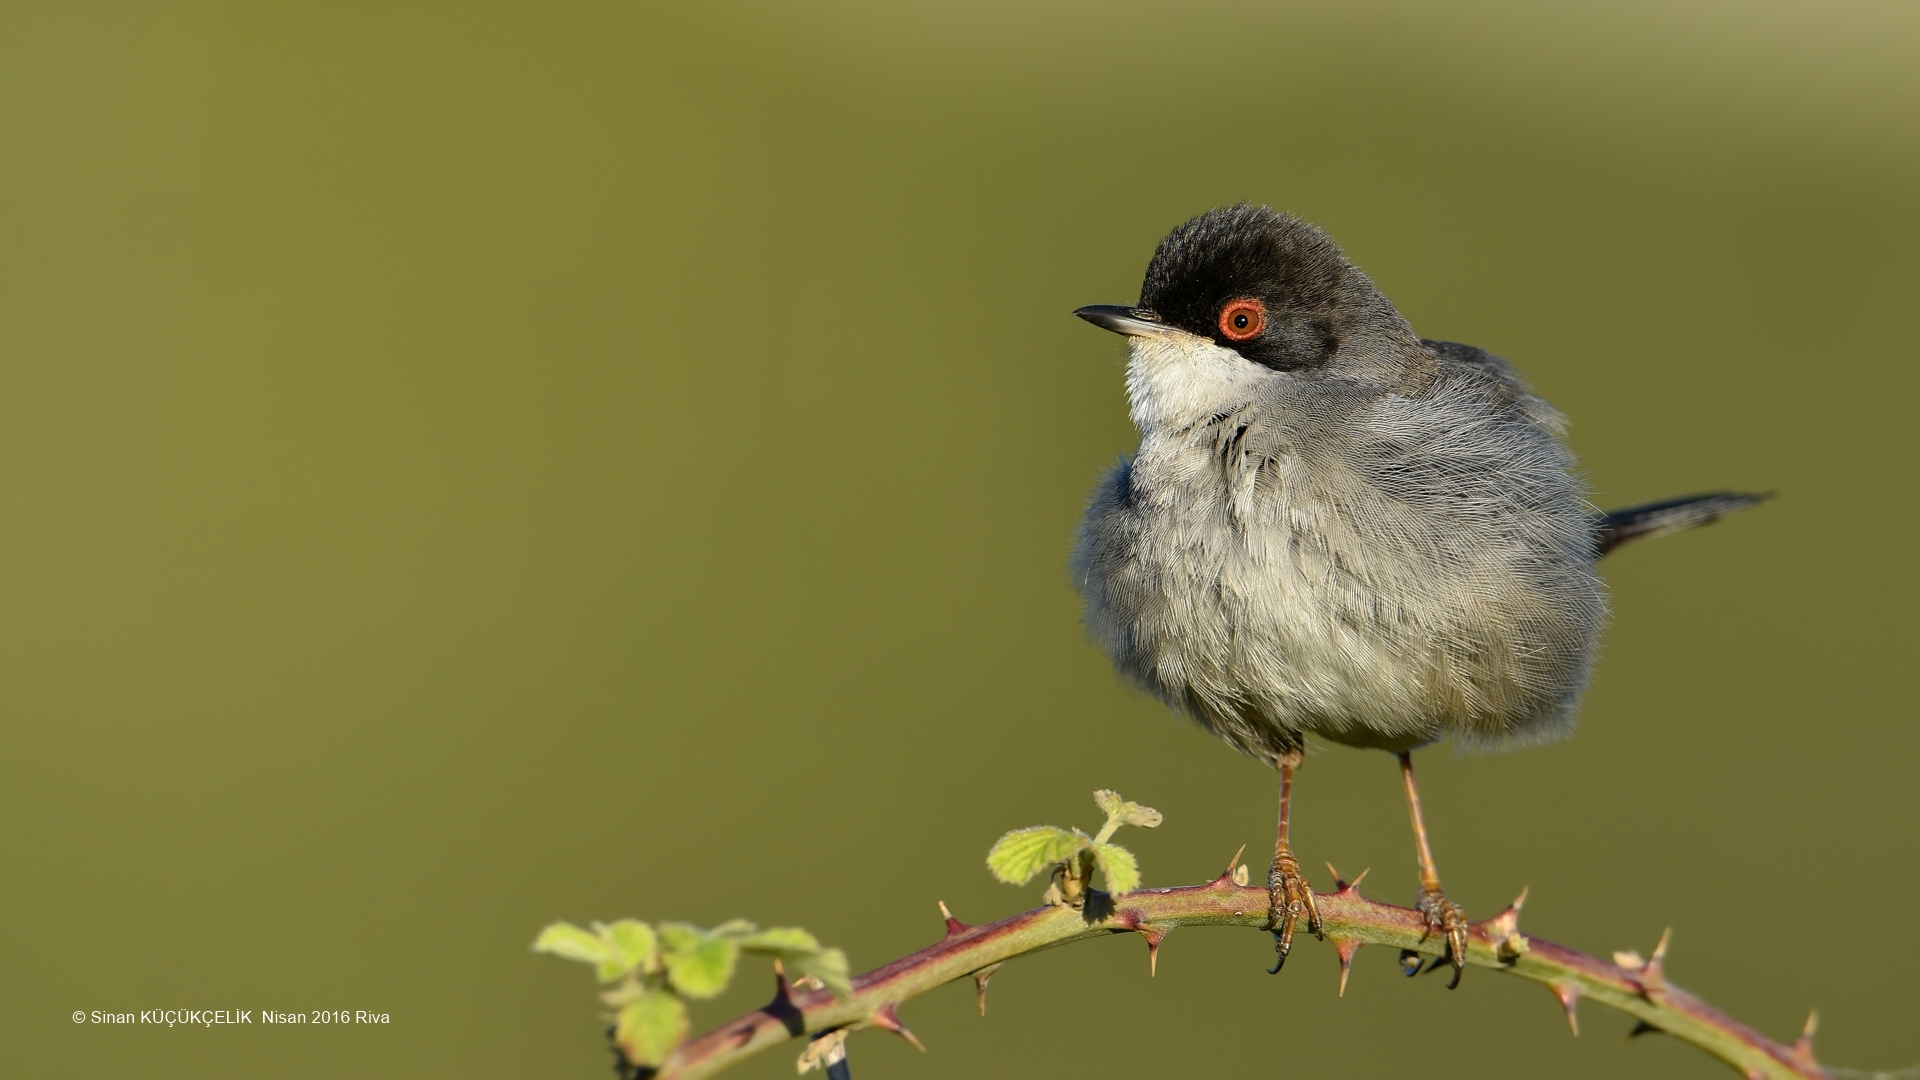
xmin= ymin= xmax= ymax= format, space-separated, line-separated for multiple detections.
xmin=1596 ymin=492 xmax=1773 ymax=556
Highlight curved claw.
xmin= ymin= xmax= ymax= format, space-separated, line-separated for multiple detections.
xmin=1263 ymin=845 xmax=1322 ymax=974
xmin=1414 ymin=888 xmax=1469 ymax=989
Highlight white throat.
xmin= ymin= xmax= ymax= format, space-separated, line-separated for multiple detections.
xmin=1125 ymin=332 xmax=1271 ymax=435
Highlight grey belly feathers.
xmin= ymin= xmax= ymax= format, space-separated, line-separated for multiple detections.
xmin=1072 ymin=338 xmax=1607 ymax=759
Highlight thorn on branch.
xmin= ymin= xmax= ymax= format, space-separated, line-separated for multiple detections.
xmin=1791 ymin=1010 xmax=1819 ymax=1063
xmin=766 ymin=960 xmax=806 ymax=1037
xmin=1478 ymin=887 xmax=1530 ymax=965
xmin=972 ymin=963 xmax=1003 ymax=1017
xmin=1331 ymin=937 xmax=1361 ymax=997
xmin=1139 ymin=926 xmax=1170 ymax=976
xmin=1480 ymin=887 xmax=1527 ymax=939
xmin=1325 ymin=863 xmax=1369 ymax=895
xmin=1218 ymin=843 xmax=1248 ymax=885
xmin=938 ymin=901 xmax=972 ymax=939
xmin=1627 ymin=1020 xmax=1663 ymax=1041
xmin=1550 ymin=982 xmax=1582 ymax=1036
xmin=867 ymin=1003 xmax=925 ymax=1052
xmin=1614 ymin=927 xmax=1673 ymax=999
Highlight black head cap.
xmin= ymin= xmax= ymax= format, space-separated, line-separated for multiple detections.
xmin=1138 ymin=204 xmax=1417 ymax=374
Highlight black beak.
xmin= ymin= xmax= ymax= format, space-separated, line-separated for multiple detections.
xmin=1074 ymin=305 xmax=1174 ymax=337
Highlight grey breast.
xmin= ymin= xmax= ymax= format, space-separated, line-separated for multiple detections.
xmin=1072 ymin=342 xmax=1607 ymax=760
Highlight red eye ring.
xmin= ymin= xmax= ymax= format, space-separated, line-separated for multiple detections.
xmin=1218 ymin=299 xmax=1266 ymax=341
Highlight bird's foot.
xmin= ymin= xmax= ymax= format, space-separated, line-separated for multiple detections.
xmin=1399 ymin=886 xmax=1469 ymax=988
xmin=1263 ymin=844 xmax=1322 ymax=974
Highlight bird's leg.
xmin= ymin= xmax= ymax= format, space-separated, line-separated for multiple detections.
xmin=1263 ymin=748 xmax=1321 ymax=973
xmin=1397 ymin=751 xmax=1468 ymax=988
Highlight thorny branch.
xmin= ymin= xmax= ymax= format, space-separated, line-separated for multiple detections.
xmin=634 ymin=858 xmax=1830 ymax=1080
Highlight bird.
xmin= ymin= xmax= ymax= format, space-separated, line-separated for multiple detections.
xmin=1069 ymin=203 xmax=1767 ymax=986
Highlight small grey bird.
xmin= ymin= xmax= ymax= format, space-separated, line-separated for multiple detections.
xmin=1071 ymin=204 xmax=1766 ymax=985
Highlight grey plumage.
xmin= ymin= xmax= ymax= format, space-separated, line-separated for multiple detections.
xmin=1071 ymin=205 xmax=1761 ymax=763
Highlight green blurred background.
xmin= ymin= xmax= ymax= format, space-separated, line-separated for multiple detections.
xmin=5 ymin=2 xmax=1916 ymax=1077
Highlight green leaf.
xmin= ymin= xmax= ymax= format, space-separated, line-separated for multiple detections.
xmin=708 ymin=918 xmax=758 ymax=939
xmin=788 ymin=946 xmax=852 ymax=1000
xmin=987 ymin=826 xmax=1084 ymax=884
xmin=728 ymin=926 xmax=847 ymax=999
xmin=532 ymin=922 xmax=610 ymax=968
xmin=1093 ymin=789 xmax=1125 ymax=819
xmin=662 ymin=930 xmax=741 ymax=999
xmin=601 ymin=920 xmax=658 ymax=981
xmin=655 ymin=922 xmax=705 ymax=954
xmin=1093 ymin=842 xmax=1141 ymax=895
xmin=616 ymin=989 xmax=690 ymax=1067
xmin=733 ymin=926 xmax=822 ymax=955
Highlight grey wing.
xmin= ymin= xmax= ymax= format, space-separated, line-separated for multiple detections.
xmin=1356 ymin=352 xmax=1587 ymax=539
xmin=1069 ymin=457 xmax=1145 ymax=650
xmin=1342 ymin=353 xmax=1607 ymax=741
xmin=1423 ymin=340 xmax=1773 ymax=553
xmin=1422 ymin=339 xmax=1567 ymax=437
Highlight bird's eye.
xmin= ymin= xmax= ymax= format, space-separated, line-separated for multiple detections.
xmin=1218 ymin=299 xmax=1266 ymax=341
